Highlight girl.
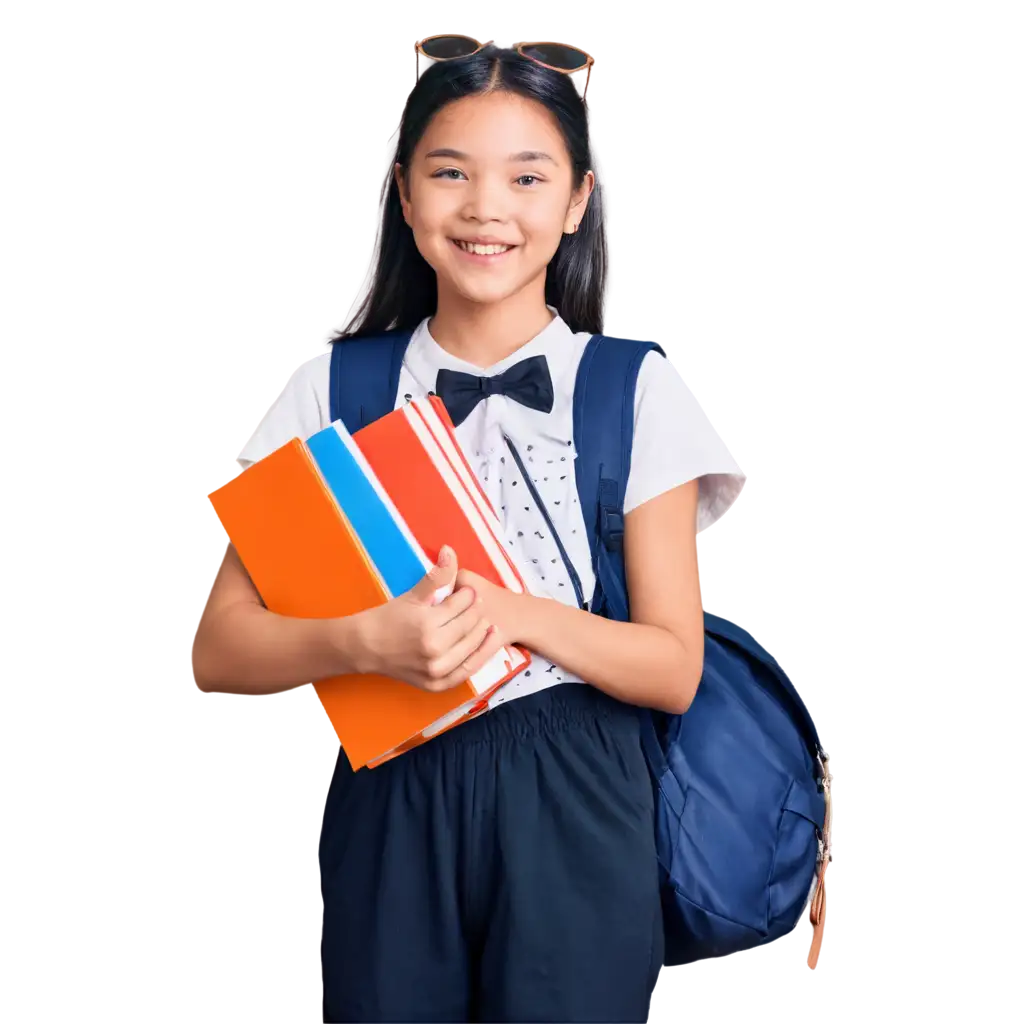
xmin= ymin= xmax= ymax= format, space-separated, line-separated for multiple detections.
xmin=192 ymin=40 xmax=746 ymax=1023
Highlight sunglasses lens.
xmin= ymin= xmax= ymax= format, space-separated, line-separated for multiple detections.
xmin=421 ymin=35 xmax=481 ymax=60
xmin=520 ymin=43 xmax=589 ymax=70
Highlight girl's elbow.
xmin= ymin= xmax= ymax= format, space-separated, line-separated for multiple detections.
xmin=661 ymin=685 xmax=696 ymax=716
xmin=193 ymin=656 xmax=215 ymax=693
xmin=192 ymin=633 xmax=221 ymax=693
xmin=663 ymin=651 xmax=702 ymax=715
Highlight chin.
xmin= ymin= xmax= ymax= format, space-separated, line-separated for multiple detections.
xmin=448 ymin=275 xmax=526 ymax=306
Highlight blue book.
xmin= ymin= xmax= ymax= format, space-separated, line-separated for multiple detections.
xmin=305 ymin=421 xmax=450 ymax=600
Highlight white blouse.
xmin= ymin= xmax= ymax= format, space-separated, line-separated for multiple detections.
xmin=236 ymin=307 xmax=747 ymax=708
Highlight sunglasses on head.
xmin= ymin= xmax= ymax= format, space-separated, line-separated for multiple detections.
xmin=415 ymin=35 xmax=594 ymax=100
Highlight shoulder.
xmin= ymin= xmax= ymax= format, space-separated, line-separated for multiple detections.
xmin=561 ymin=333 xmax=658 ymax=414
xmin=235 ymin=350 xmax=331 ymax=469
xmin=260 ymin=350 xmax=327 ymax=417
xmin=284 ymin=349 xmax=332 ymax=396
xmin=620 ymin=342 xmax=747 ymax=531
xmin=630 ymin=344 xmax=712 ymax=419
xmin=573 ymin=333 xmax=674 ymax=419
xmin=634 ymin=346 xmax=684 ymax=389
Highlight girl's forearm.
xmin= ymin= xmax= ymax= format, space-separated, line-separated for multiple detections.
xmin=193 ymin=603 xmax=365 ymax=696
xmin=517 ymin=595 xmax=701 ymax=714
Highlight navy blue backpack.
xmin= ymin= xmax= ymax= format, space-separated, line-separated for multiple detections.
xmin=329 ymin=329 xmax=834 ymax=970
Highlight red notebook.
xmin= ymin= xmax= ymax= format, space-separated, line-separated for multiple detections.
xmin=355 ymin=395 xmax=528 ymax=593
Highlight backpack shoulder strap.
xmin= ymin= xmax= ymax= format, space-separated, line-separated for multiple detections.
xmin=328 ymin=329 xmax=414 ymax=432
xmin=573 ymin=334 xmax=665 ymax=621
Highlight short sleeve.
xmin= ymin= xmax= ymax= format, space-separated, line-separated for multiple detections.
xmin=623 ymin=351 xmax=747 ymax=531
xmin=235 ymin=352 xmax=331 ymax=469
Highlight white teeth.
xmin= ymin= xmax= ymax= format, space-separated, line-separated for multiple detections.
xmin=455 ymin=240 xmax=513 ymax=255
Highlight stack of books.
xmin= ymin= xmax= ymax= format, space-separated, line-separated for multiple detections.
xmin=208 ymin=395 xmax=531 ymax=769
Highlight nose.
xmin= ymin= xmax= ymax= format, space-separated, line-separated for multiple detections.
xmin=459 ymin=172 xmax=510 ymax=225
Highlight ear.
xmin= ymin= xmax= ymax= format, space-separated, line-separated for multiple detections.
xmin=563 ymin=170 xmax=595 ymax=234
xmin=395 ymin=163 xmax=412 ymax=225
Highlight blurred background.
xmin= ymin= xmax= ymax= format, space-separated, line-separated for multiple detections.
xmin=2 ymin=2 xmax=1021 ymax=1020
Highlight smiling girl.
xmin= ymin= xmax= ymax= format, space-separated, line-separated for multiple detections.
xmin=193 ymin=38 xmax=745 ymax=1023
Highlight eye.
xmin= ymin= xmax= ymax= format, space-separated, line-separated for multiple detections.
xmin=432 ymin=168 xmax=466 ymax=180
xmin=516 ymin=174 xmax=541 ymax=187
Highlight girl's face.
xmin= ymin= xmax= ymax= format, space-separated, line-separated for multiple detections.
xmin=398 ymin=91 xmax=594 ymax=308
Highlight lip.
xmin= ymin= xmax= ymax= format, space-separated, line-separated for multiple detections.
xmin=449 ymin=238 xmax=518 ymax=263
xmin=452 ymin=236 xmax=517 ymax=246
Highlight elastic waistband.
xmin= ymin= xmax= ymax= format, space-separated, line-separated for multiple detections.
xmin=431 ymin=681 xmax=640 ymax=751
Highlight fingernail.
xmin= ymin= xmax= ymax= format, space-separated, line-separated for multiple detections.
xmin=438 ymin=545 xmax=451 ymax=566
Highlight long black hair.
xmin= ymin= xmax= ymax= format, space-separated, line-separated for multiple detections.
xmin=330 ymin=44 xmax=607 ymax=344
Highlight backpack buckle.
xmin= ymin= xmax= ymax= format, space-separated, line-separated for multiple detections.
xmin=816 ymin=750 xmax=832 ymax=791
xmin=600 ymin=505 xmax=625 ymax=551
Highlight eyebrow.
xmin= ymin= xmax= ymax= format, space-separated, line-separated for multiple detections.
xmin=423 ymin=148 xmax=557 ymax=164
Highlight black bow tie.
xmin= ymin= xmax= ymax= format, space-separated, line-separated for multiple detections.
xmin=434 ymin=355 xmax=554 ymax=427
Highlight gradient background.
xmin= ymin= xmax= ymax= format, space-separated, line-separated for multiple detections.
xmin=6 ymin=4 xmax=1024 ymax=1019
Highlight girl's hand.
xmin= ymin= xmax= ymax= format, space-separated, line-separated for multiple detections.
xmin=453 ymin=568 xmax=530 ymax=648
xmin=351 ymin=547 xmax=507 ymax=692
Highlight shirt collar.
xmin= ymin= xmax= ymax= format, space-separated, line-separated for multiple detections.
xmin=403 ymin=305 xmax=579 ymax=398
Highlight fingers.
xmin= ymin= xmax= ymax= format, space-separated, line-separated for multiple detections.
xmin=432 ymin=584 xmax=478 ymax=627
xmin=427 ymin=614 xmax=493 ymax=681
xmin=433 ymin=589 xmax=487 ymax=646
xmin=436 ymin=625 xmax=507 ymax=690
xmin=460 ymin=625 xmax=507 ymax=679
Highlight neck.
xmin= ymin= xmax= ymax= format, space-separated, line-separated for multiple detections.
xmin=429 ymin=279 xmax=554 ymax=369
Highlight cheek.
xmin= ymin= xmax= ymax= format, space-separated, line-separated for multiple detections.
xmin=406 ymin=191 xmax=458 ymax=255
xmin=520 ymin=199 xmax=569 ymax=255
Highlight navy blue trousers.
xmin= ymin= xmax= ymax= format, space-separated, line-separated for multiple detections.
xmin=319 ymin=682 xmax=664 ymax=1023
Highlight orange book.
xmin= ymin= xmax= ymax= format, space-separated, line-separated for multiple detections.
xmin=208 ymin=431 xmax=528 ymax=770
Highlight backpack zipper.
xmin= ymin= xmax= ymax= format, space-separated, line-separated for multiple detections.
xmin=503 ymin=434 xmax=588 ymax=611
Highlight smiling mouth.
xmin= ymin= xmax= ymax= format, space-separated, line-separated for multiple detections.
xmin=451 ymin=239 xmax=518 ymax=256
